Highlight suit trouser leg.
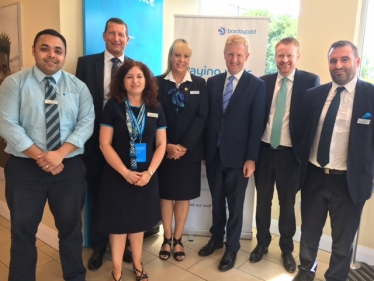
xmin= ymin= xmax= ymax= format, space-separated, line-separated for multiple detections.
xmin=83 ymin=149 xmax=108 ymax=251
xmin=254 ymin=144 xmax=276 ymax=247
xmin=274 ymin=148 xmax=299 ymax=252
xmin=224 ymin=166 xmax=248 ymax=252
xmin=206 ymin=148 xmax=226 ymax=242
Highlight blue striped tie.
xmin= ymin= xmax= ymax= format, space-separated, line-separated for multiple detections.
xmin=45 ymin=76 xmax=61 ymax=151
xmin=223 ymin=76 xmax=235 ymax=113
xmin=317 ymin=86 xmax=345 ymax=167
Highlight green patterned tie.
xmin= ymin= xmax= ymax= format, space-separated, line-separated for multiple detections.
xmin=270 ymin=78 xmax=288 ymax=148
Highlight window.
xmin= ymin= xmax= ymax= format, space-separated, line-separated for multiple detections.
xmin=360 ymin=0 xmax=374 ymax=83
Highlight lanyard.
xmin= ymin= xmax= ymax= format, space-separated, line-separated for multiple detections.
xmin=125 ymin=99 xmax=145 ymax=143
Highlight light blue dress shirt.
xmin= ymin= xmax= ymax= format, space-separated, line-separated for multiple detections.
xmin=0 ymin=66 xmax=95 ymax=158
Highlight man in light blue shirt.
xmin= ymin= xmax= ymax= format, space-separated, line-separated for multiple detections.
xmin=0 ymin=29 xmax=94 ymax=281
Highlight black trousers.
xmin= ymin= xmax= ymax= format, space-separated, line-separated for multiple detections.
xmin=254 ymin=143 xmax=299 ymax=252
xmin=298 ymin=163 xmax=364 ymax=281
xmin=5 ymin=156 xmax=87 ymax=281
xmin=206 ymin=147 xmax=249 ymax=252
xmin=82 ymin=148 xmax=108 ymax=251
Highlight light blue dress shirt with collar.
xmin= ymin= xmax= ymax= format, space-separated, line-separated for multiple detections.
xmin=0 ymin=66 xmax=95 ymax=158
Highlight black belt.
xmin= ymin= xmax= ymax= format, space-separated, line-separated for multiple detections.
xmin=262 ymin=142 xmax=291 ymax=151
xmin=309 ymin=162 xmax=346 ymax=175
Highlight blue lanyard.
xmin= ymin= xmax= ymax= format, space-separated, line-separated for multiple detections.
xmin=125 ymin=99 xmax=145 ymax=142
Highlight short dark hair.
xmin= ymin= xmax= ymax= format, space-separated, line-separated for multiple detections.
xmin=0 ymin=32 xmax=11 ymax=65
xmin=110 ymin=60 xmax=159 ymax=108
xmin=33 ymin=29 xmax=67 ymax=52
xmin=275 ymin=37 xmax=300 ymax=53
xmin=328 ymin=40 xmax=358 ymax=58
xmin=104 ymin=18 xmax=129 ymax=37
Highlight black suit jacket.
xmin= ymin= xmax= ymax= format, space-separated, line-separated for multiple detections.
xmin=157 ymin=74 xmax=208 ymax=162
xmin=300 ymin=79 xmax=374 ymax=204
xmin=260 ymin=69 xmax=320 ymax=161
xmin=75 ymin=52 xmax=131 ymax=156
xmin=205 ymin=71 xmax=266 ymax=168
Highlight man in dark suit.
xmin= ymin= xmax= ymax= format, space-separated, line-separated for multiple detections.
xmin=198 ymin=34 xmax=266 ymax=272
xmin=75 ymin=17 xmax=132 ymax=270
xmin=251 ymin=37 xmax=320 ymax=273
xmin=293 ymin=40 xmax=374 ymax=281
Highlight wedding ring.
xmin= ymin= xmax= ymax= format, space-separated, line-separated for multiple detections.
xmin=46 ymin=165 xmax=49 ymax=169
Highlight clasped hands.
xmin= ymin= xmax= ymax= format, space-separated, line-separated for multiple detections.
xmin=36 ymin=151 xmax=65 ymax=176
xmin=125 ymin=170 xmax=151 ymax=187
xmin=166 ymin=144 xmax=187 ymax=160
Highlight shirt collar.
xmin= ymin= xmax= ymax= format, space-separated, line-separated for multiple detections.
xmin=104 ymin=49 xmax=125 ymax=62
xmin=33 ymin=66 xmax=62 ymax=84
xmin=164 ymin=71 xmax=192 ymax=84
xmin=332 ymin=77 xmax=358 ymax=94
xmin=226 ymin=68 xmax=245 ymax=81
xmin=277 ymin=69 xmax=296 ymax=82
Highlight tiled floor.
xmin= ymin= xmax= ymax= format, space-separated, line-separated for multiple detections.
xmin=0 ymin=215 xmax=330 ymax=280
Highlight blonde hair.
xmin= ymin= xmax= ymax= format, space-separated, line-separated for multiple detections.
xmin=162 ymin=38 xmax=192 ymax=76
xmin=224 ymin=35 xmax=250 ymax=54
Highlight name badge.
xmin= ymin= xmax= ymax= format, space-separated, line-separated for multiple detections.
xmin=135 ymin=143 xmax=146 ymax=163
xmin=147 ymin=112 xmax=158 ymax=118
xmin=357 ymin=118 xmax=370 ymax=125
xmin=45 ymin=100 xmax=58 ymax=105
xmin=190 ymin=91 xmax=200 ymax=95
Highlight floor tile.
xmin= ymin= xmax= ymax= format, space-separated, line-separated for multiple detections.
xmin=240 ymin=257 xmax=296 ymax=280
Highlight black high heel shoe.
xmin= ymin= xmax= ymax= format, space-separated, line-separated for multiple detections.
xmin=133 ymin=263 xmax=148 ymax=281
xmin=159 ymin=236 xmax=172 ymax=260
xmin=111 ymin=271 xmax=122 ymax=281
xmin=173 ymin=236 xmax=185 ymax=261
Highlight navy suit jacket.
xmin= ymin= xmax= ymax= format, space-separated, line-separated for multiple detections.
xmin=157 ymin=74 xmax=208 ymax=163
xmin=204 ymin=71 xmax=266 ymax=168
xmin=260 ymin=69 xmax=320 ymax=161
xmin=75 ymin=52 xmax=131 ymax=156
xmin=299 ymin=79 xmax=374 ymax=204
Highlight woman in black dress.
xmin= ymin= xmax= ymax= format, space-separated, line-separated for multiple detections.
xmin=157 ymin=39 xmax=208 ymax=261
xmin=98 ymin=60 xmax=166 ymax=281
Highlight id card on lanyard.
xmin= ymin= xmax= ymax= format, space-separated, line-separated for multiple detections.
xmin=126 ymin=100 xmax=147 ymax=163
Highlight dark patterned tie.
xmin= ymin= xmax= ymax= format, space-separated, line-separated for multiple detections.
xmin=317 ymin=86 xmax=345 ymax=167
xmin=111 ymin=57 xmax=121 ymax=80
xmin=45 ymin=76 xmax=61 ymax=151
xmin=222 ymin=76 xmax=235 ymax=113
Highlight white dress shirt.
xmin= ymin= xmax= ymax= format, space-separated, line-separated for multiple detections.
xmin=262 ymin=70 xmax=295 ymax=147
xmin=223 ymin=68 xmax=245 ymax=96
xmin=309 ymin=77 xmax=358 ymax=170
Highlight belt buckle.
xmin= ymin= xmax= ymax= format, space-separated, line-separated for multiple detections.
xmin=323 ymin=168 xmax=330 ymax=174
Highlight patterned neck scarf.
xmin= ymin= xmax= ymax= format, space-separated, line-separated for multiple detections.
xmin=167 ymin=81 xmax=192 ymax=115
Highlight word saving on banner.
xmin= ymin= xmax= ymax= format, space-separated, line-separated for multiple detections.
xmin=174 ymin=15 xmax=269 ymax=239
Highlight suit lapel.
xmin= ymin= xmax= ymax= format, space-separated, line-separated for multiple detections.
xmin=96 ymin=52 xmax=105 ymax=104
xmin=266 ymin=74 xmax=277 ymax=116
xmin=290 ymin=69 xmax=302 ymax=114
xmin=216 ymin=74 xmax=226 ymax=116
xmin=310 ymin=83 xmax=332 ymax=141
xmin=348 ymin=79 xmax=366 ymax=148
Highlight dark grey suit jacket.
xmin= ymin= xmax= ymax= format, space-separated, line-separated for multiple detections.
xmin=300 ymin=79 xmax=374 ymax=204
xmin=204 ymin=71 xmax=266 ymax=168
xmin=260 ymin=69 xmax=320 ymax=161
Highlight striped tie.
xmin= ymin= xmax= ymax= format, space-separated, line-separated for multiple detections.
xmin=45 ymin=76 xmax=61 ymax=151
xmin=223 ymin=76 xmax=235 ymax=113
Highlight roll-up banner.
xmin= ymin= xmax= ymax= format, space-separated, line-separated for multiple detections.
xmin=174 ymin=15 xmax=269 ymax=239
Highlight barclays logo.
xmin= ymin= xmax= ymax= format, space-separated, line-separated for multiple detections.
xmin=218 ymin=27 xmax=226 ymax=35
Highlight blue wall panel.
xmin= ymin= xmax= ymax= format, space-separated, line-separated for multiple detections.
xmin=83 ymin=0 xmax=163 ymax=75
